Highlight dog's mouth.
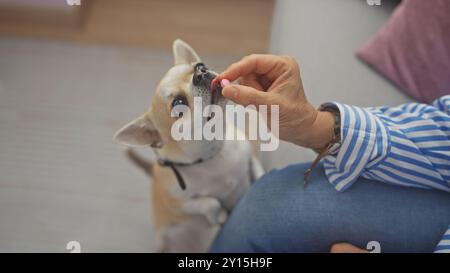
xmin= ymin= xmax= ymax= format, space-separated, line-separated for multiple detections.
xmin=210 ymin=79 xmax=223 ymax=105
xmin=192 ymin=62 xmax=225 ymax=122
xmin=206 ymin=82 xmax=223 ymax=122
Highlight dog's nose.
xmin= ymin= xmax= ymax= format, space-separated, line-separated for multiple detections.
xmin=193 ymin=63 xmax=212 ymax=86
xmin=195 ymin=62 xmax=207 ymax=73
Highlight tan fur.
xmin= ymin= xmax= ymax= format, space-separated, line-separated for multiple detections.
xmin=151 ymin=165 xmax=187 ymax=231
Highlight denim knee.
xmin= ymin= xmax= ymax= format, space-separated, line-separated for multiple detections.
xmin=224 ymin=163 xmax=329 ymax=252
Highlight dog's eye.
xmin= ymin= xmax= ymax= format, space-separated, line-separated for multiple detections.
xmin=171 ymin=96 xmax=188 ymax=118
xmin=172 ymin=96 xmax=187 ymax=108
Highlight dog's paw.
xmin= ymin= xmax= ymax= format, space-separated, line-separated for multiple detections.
xmin=182 ymin=197 xmax=228 ymax=225
xmin=216 ymin=209 xmax=228 ymax=225
xmin=204 ymin=199 xmax=228 ymax=225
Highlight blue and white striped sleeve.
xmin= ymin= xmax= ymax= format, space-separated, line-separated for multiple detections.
xmin=321 ymin=95 xmax=450 ymax=193
xmin=434 ymin=226 xmax=450 ymax=253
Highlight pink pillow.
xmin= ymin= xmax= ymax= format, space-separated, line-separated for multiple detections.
xmin=357 ymin=0 xmax=450 ymax=103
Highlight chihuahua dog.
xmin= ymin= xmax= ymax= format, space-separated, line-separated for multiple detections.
xmin=113 ymin=39 xmax=264 ymax=252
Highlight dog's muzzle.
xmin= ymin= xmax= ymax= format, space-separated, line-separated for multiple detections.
xmin=192 ymin=62 xmax=216 ymax=87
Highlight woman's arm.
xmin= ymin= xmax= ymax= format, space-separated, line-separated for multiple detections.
xmin=216 ymin=54 xmax=450 ymax=192
xmin=321 ymin=95 xmax=450 ymax=192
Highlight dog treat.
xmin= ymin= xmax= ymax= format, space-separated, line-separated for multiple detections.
xmin=210 ymin=78 xmax=230 ymax=91
xmin=220 ymin=79 xmax=231 ymax=87
xmin=210 ymin=78 xmax=218 ymax=90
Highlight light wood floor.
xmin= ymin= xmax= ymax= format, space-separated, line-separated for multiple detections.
xmin=0 ymin=0 xmax=274 ymax=55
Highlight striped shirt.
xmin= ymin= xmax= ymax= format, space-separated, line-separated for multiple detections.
xmin=322 ymin=95 xmax=450 ymax=253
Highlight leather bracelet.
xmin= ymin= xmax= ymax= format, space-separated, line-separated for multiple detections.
xmin=303 ymin=106 xmax=341 ymax=185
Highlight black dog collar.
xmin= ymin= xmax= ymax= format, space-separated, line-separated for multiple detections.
xmin=157 ymin=158 xmax=204 ymax=191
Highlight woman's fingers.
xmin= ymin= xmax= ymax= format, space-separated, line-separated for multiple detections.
xmin=239 ymin=75 xmax=265 ymax=91
xmin=217 ymin=54 xmax=284 ymax=83
xmin=221 ymin=83 xmax=271 ymax=107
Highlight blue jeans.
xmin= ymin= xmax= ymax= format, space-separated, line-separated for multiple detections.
xmin=210 ymin=163 xmax=450 ymax=253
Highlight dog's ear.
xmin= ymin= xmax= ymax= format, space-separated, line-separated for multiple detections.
xmin=113 ymin=114 xmax=164 ymax=148
xmin=173 ymin=39 xmax=201 ymax=65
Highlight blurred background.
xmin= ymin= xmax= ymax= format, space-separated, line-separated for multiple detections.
xmin=0 ymin=0 xmax=408 ymax=252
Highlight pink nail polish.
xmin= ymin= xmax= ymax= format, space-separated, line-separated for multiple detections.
xmin=221 ymin=79 xmax=231 ymax=87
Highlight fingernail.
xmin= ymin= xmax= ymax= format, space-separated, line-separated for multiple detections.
xmin=221 ymin=79 xmax=231 ymax=87
xmin=222 ymin=85 xmax=237 ymax=99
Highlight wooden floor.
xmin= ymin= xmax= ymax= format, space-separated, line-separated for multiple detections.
xmin=0 ymin=0 xmax=274 ymax=55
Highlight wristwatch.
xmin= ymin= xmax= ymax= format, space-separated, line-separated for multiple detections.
xmin=303 ymin=105 xmax=341 ymax=185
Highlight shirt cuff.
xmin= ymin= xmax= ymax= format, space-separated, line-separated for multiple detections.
xmin=320 ymin=102 xmax=390 ymax=192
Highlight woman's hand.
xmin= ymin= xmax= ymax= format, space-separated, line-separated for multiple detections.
xmin=214 ymin=54 xmax=334 ymax=149
xmin=329 ymin=243 xmax=368 ymax=253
